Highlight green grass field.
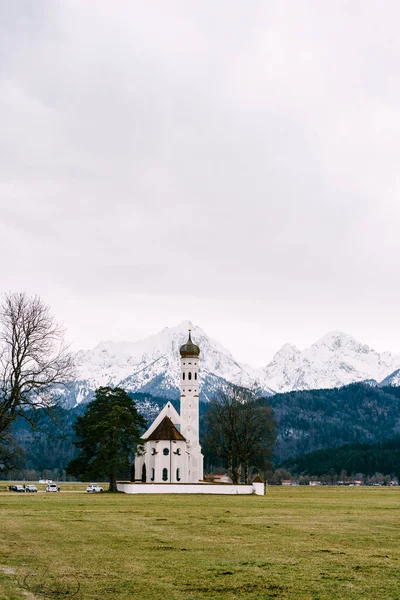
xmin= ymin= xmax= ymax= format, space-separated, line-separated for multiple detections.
xmin=0 ymin=486 xmax=399 ymax=600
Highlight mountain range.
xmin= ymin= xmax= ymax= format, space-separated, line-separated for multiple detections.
xmin=261 ymin=330 xmax=400 ymax=393
xmin=65 ymin=322 xmax=400 ymax=407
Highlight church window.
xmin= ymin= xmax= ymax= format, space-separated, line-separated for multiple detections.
xmin=176 ymin=448 xmax=181 ymax=455
xmin=151 ymin=448 xmax=157 ymax=455
xmin=183 ymin=372 xmax=185 ymax=380
xmin=195 ymin=373 xmax=197 ymax=380
xmin=151 ymin=468 xmax=155 ymax=481
xmin=188 ymin=372 xmax=192 ymax=380
xmin=163 ymin=448 xmax=169 ymax=456
xmin=162 ymin=468 xmax=168 ymax=481
xmin=176 ymin=468 xmax=181 ymax=482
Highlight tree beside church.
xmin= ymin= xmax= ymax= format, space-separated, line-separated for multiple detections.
xmin=205 ymin=385 xmax=275 ymax=483
xmin=67 ymin=386 xmax=145 ymax=491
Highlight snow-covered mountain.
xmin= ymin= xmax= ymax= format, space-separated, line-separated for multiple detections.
xmin=67 ymin=325 xmax=400 ymax=407
xmin=261 ymin=331 xmax=400 ymax=393
xmin=379 ymin=369 xmax=400 ymax=388
xmin=70 ymin=321 xmax=274 ymax=406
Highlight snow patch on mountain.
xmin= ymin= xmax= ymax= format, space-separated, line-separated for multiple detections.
xmin=260 ymin=331 xmax=400 ymax=392
xmin=74 ymin=321 xmax=274 ymax=405
xmin=379 ymin=369 xmax=400 ymax=387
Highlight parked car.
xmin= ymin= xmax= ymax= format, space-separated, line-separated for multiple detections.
xmin=86 ymin=483 xmax=103 ymax=493
xmin=15 ymin=485 xmax=25 ymax=492
xmin=45 ymin=483 xmax=60 ymax=492
xmin=8 ymin=485 xmax=18 ymax=492
xmin=25 ymin=485 xmax=38 ymax=493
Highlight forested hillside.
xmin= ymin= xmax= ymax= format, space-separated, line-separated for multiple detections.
xmin=2 ymin=383 xmax=400 ymax=478
xmin=282 ymin=438 xmax=400 ymax=477
xmin=3 ymin=393 xmax=171 ymax=480
xmin=268 ymin=384 xmax=400 ymax=460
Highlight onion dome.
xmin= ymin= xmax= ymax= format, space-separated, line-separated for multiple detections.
xmin=180 ymin=330 xmax=200 ymax=358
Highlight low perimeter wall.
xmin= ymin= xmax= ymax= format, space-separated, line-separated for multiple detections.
xmin=116 ymin=482 xmax=265 ymax=496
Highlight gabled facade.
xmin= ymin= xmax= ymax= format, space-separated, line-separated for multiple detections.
xmin=134 ymin=331 xmax=204 ymax=483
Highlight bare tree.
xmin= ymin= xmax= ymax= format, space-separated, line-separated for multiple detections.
xmin=236 ymin=399 xmax=275 ymax=482
xmin=0 ymin=292 xmax=75 ymax=443
xmin=205 ymin=386 xmax=239 ymax=482
xmin=205 ymin=384 xmax=276 ymax=484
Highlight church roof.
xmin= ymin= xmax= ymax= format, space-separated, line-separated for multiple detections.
xmin=141 ymin=401 xmax=180 ymax=440
xmin=146 ymin=416 xmax=186 ymax=442
xmin=252 ymin=475 xmax=264 ymax=483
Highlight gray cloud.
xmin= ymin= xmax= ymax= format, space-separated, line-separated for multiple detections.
xmin=1 ymin=1 xmax=400 ymax=365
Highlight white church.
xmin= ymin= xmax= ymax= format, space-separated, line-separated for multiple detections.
xmin=134 ymin=330 xmax=204 ymax=484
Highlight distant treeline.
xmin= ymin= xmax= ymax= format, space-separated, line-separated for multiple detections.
xmin=2 ymin=384 xmax=400 ymax=480
xmin=267 ymin=384 xmax=400 ymax=460
xmin=282 ymin=437 xmax=400 ymax=477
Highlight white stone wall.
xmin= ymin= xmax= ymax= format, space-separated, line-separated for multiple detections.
xmin=117 ymin=482 xmax=265 ymax=495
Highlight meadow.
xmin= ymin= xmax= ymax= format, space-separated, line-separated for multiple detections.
xmin=0 ymin=486 xmax=399 ymax=600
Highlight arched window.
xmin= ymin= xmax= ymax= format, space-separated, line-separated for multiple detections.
xmin=183 ymin=372 xmax=185 ymax=380
xmin=195 ymin=373 xmax=197 ymax=380
xmin=162 ymin=468 xmax=168 ymax=481
xmin=176 ymin=468 xmax=181 ymax=482
xmin=141 ymin=464 xmax=147 ymax=483
xmin=151 ymin=468 xmax=155 ymax=482
xmin=188 ymin=372 xmax=192 ymax=380
xmin=176 ymin=448 xmax=181 ymax=455
xmin=163 ymin=448 xmax=169 ymax=456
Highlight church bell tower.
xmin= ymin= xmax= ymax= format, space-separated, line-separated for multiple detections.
xmin=179 ymin=330 xmax=203 ymax=482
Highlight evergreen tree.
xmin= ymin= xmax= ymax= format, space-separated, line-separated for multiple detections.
xmin=67 ymin=387 xmax=146 ymax=491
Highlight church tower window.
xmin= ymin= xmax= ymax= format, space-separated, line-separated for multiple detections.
xmin=195 ymin=373 xmax=197 ymax=380
xmin=163 ymin=448 xmax=169 ymax=456
xmin=162 ymin=468 xmax=168 ymax=481
xmin=176 ymin=468 xmax=181 ymax=482
xmin=183 ymin=372 xmax=185 ymax=380
xmin=188 ymin=372 xmax=192 ymax=380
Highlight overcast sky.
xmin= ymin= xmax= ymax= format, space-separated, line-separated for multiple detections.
xmin=1 ymin=1 xmax=400 ymax=366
